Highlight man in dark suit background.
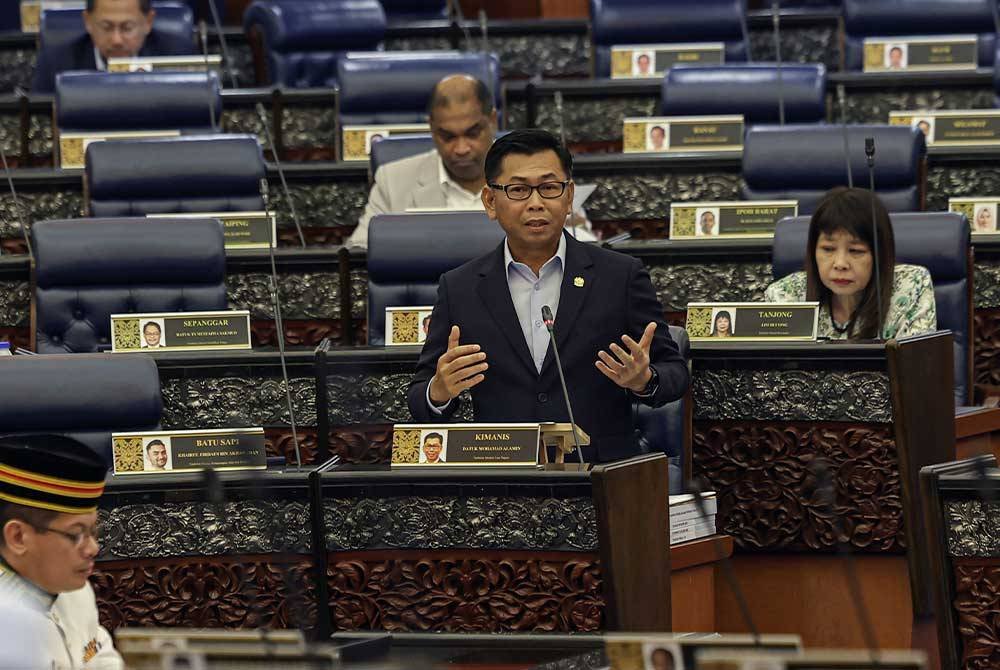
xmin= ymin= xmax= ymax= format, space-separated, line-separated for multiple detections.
xmin=408 ymin=129 xmax=689 ymax=462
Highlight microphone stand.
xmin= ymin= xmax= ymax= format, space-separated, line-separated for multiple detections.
xmin=541 ymin=305 xmax=584 ymax=465
xmin=255 ymin=103 xmax=306 ymax=248
xmin=772 ymin=1 xmax=784 ymax=125
xmin=198 ymin=21 xmax=219 ymax=132
xmin=0 ymin=143 xmax=32 ymax=260
xmin=865 ymin=137 xmax=884 ymax=340
xmin=206 ymin=0 xmax=238 ymax=89
xmin=837 ymin=84 xmax=853 ymax=188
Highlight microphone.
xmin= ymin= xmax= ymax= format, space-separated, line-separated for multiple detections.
xmin=198 ymin=21 xmax=219 ymax=132
xmin=837 ymin=84 xmax=853 ymax=188
xmin=205 ymin=0 xmax=238 ymax=88
xmin=541 ymin=305 xmax=584 ymax=465
xmin=445 ymin=0 xmax=473 ymax=50
xmin=865 ymin=136 xmax=884 ymax=340
xmin=0 ymin=143 xmax=32 ymax=261
xmin=772 ymin=1 xmax=785 ymax=125
xmin=255 ymin=102 xmax=305 ymax=248
xmin=478 ymin=9 xmax=488 ymax=54
xmin=553 ymin=90 xmax=566 ymax=147
xmin=260 ymin=177 xmax=303 ymax=472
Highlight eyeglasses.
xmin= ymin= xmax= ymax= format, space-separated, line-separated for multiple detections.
xmin=29 ymin=524 xmax=99 ymax=549
xmin=488 ymin=181 xmax=569 ymax=201
xmin=95 ymin=21 xmax=143 ymax=37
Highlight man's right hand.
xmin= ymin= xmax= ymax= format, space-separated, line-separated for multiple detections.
xmin=428 ymin=326 xmax=488 ymax=404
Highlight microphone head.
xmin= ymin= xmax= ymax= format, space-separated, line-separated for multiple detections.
xmin=259 ymin=177 xmax=269 ymax=197
xmin=541 ymin=305 xmax=554 ymax=326
xmin=864 ymin=137 xmax=875 ymax=156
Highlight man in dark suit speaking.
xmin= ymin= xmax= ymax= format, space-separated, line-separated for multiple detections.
xmin=408 ymin=129 xmax=689 ymax=462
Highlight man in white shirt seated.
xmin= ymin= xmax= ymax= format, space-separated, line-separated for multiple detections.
xmin=346 ymin=75 xmax=594 ymax=248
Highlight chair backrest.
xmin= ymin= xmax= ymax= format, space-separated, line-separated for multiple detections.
xmin=590 ymin=0 xmax=749 ymax=78
xmin=772 ymin=212 xmax=972 ymax=404
xmin=367 ymin=211 xmax=505 ymax=344
xmin=85 ymin=134 xmax=265 ymax=216
xmin=338 ymin=51 xmax=501 ymax=125
xmin=1 ymin=3 xmax=19 ymax=31
xmin=843 ymin=0 xmax=996 ymax=70
xmin=379 ymin=0 xmax=447 ymax=20
xmin=661 ymin=64 xmax=826 ymax=124
xmin=179 ymin=0 xmax=226 ymax=22
xmin=243 ymin=0 xmax=386 ymax=88
xmin=369 ymin=133 xmax=435 ymax=174
xmin=741 ymin=124 xmax=927 ymax=214
xmin=33 ymin=2 xmax=196 ymax=93
xmin=32 ymin=217 xmax=228 ymax=354
xmin=56 ymin=71 xmax=221 ymax=134
xmin=0 ymin=354 xmax=163 ymax=465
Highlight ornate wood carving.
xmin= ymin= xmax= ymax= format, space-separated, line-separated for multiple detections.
xmin=251 ymin=319 xmax=341 ymax=348
xmin=975 ymin=308 xmax=1000 ymax=386
xmin=329 ymin=425 xmax=394 ymax=464
xmin=693 ymin=421 xmax=904 ymax=553
xmin=953 ymin=562 xmax=1000 ymax=670
xmin=946 ymin=500 xmax=1000 ymax=558
xmin=266 ymin=428 xmax=319 ymax=465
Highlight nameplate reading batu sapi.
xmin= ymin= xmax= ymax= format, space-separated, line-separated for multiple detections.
xmin=890 ymin=109 xmax=1000 ymax=147
xmin=59 ymin=130 xmax=181 ymax=170
xmin=695 ymin=649 xmax=927 ymax=670
xmin=110 ymin=310 xmax=252 ymax=352
xmin=341 ymin=123 xmax=431 ymax=162
xmin=669 ymin=200 xmax=798 ymax=239
xmin=111 ymin=428 xmax=266 ymax=476
xmin=863 ymin=35 xmax=977 ymax=73
xmin=623 ymin=116 xmax=744 ymax=154
xmin=391 ymin=423 xmax=540 ymax=467
xmin=685 ymin=302 xmax=819 ymax=342
xmin=385 ymin=306 xmax=434 ymax=346
xmin=107 ymin=55 xmax=223 ymax=73
xmin=610 ymin=42 xmax=725 ymax=79
xmin=603 ymin=633 xmax=801 ymax=670
xmin=19 ymin=0 xmax=83 ymax=32
xmin=949 ymin=197 xmax=1000 ymax=235
xmin=147 ymin=211 xmax=276 ymax=249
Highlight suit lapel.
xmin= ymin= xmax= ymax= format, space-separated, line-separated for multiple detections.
xmin=476 ymin=245 xmax=537 ymax=376
xmin=540 ymin=235 xmax=595 ymax=376
xmin=411 ymin=152 xmax=448 ymax=209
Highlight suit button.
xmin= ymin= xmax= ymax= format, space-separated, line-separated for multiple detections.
xmin=537 ymin=393 xmax=548 ymax=403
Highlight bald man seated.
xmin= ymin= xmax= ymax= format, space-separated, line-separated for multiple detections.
xmin=346 ymin=75 xmax=594 ymax=248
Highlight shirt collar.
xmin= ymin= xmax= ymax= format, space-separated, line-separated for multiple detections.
xmin=0 ymin=556 xmax=57 ymax=612
xmin=93 ymin=46 xmax=107 ymax=71
xmin=436 ymin=153 xmax=481 ymax=197
xmin=504 ymin=232 xmax=567 ymax=276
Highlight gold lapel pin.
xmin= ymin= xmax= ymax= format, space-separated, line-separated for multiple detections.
xmin=573 ymin=276 xmax=585 ymax=287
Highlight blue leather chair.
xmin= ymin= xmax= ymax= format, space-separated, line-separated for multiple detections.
xmin=32 ymin=2 xmax=197 ymax=93
xmin=32 ymin=218 xmax=228 ymax=355
xmin=1 ymin=4 xmax=18 ymax=31
xmin=661 ymin=64 xmax=826 ymax=124
xmin=84 ymin=134 xmax=265 ymax=216
xmin=843 ymin=0 xmax=996 ymax=70
xmin=772 ymin=212 xmax=973 ymax=405
xmin=0 ymin=354 xmax=163 ymax=465
xmin=742 ymin=124 xmax=927 ymax=214
xmin=56 ymin=71 xmax=222 ymax=134
xmin=369 ymin=133 xmax=435 ymax=175
xmin=338 ymin=51 xmax=501 ymax=126
xmin=590 ymin=0 xmax=749 ymax=78
xmin=636 ymin=325 xmax=690 ymax=494
xmin=379 ymin=0 xmax=447 ymax=20
xmin=367 ymin=211 xmax=504 ymax=345
xmin=244 ymin=0 xmax=386 ymax=88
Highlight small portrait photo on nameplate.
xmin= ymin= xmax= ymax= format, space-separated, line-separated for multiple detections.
xmin=949 ymin=197 xmax=1000 ymax=234
xmin=863 ymin=35 xmax=977 ymax=72
xmin=391 ymin=423 xmax=540 ymax=467
xmin=111 ymin=428 xmax=267 ymax=476
xmin=669 ymin=200 xmax=797 ymax=240
xmin=890 ymin=110 xmax=1000 ymax=147
xmin=605 ymin=634 xmax=801 ymax=670
xmin=341 ymin=123 xmax=430 ymax=161
xmin=610 ymin=42 xmax=725 ymax=79
xmin=385 ymin=306 xmax=434 ymax=346
xmin=58 ymin=130 xmax=181 ymax=170
xmin=623 ymin=116 xmax=744 ymax=154
xmin=696 ymin=649 xmax=926 ymax=670
xmin=110 ymin=310 xmax=252 ymax=353
xmin=107 ymin=55 xmax=222 ymax=73
xmin=686 ymin=302 xmax=819 ymax=342
xmin=147 ymin=211 xmax=276 ymax=249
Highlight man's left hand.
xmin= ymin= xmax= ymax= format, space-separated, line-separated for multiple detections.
xmin=595 ymin=322 xmax=656 ymax=393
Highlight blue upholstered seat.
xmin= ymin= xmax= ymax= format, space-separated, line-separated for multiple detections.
xmin=0 ymin=354 xmax=163 ymax=465
xmin=32 ymin=218 xmax=228 ymax=355
xmin=661 ymin=64 xmax=826 ymax=124
xmin=244 ymin=0 xmax=386 ymax=88
xmin=1 ymin=4 xmax=19 ymax=31
xmin=369 ymin=133 xmax=435 ymax=175
xmin=84 ymin=134 xmax=266 ymax=216
xmin=380 ymin=0 xmax=447 ymax=20
xmin=772 ymin=212 xmax=972 ymax=404
xmin=742 ymin=124 xmax=927 ymax=214
xmin=590 ymin=0 xmax=749 ymax=78
xmin=636 ymin=325 xmax=690 ymax=493
xmin=843 ymin=0 xmax=996 ymax=70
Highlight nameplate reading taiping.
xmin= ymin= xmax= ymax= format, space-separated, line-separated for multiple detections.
xmin=147 ymin=211 xmax=276 ymax=249
xmin=890 ymin=109 xmax=1000 ymax=147
xmin=110 ymin=310 xmax=252 ymax=352
xmin=107 ymin=55 xmax=222 ymax=73
xmin=19 ymin=0 xmax=83 ymax=32
xmin=623 ymin=116 xmax=744 ymax=154
xmin=863 ymin=35 xmax=977 ymax=73
xmin=341 ymin=124 xmax=431 ymax=161
xmin=610 ymin=42 xmax=725 ymax=79
xmin=686 ymin=302 xmax=819 ymax=342
xmin=385 ymin=306 xmax=434 ymax=346
xmin=604 ymin=633 xmax=802 ymax=670
xmin=391 ymin=423 xmax=540 ymax=467
xmin=59 ymin=130 xmax=181 ymax=170
xmin=669 ymin=200 xmax=797 ymax=239
xmin=111 ymin=428 xmax=266 ymax=475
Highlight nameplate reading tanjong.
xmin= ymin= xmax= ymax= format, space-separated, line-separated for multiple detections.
xmin=385 ymin=306 xmax=434 ymax=345
xmin=110 ymin=310 xmax=251 ymax=352
xmin=59 ymin=130 xmax=181 ymax=170
xmin=669 ymin=200 xmax=797 ymax=239
xmin=686 ymin=302 xmax=819 ymax=342
xmin=603 ymin=633 xmax=802 ymax=670
xmin=949 ymin=197 xmax=1000 ymax=235
xmin=341 ymin=124 xmax=430 ymax=161
xmin=890 ymin=110 xmax=1000 ymax=147
xmin=391 ymin=424 xmax=540 ymax=467
xmin=863 ymin=35 xmax=977 ymax=73
xmin=147 ymin=211 xmax=276 ymax=249
xmin=20 ymin=0 xmax=83 ymax=32
xmin=107 ymin=55 xmax=223 ymax=73
xmin=623 ymin=116 xmax=744 ymax=154
xmin=111 ymin=428 xmax=266 ymax=475
xmin=610 ymin=42 xmax=725 ymax=79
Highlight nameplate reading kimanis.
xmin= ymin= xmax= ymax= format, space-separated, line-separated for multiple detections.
xmin=391 ymin=423 xmax=541 ymax=467
xmin=110 ymin=310 xmax=252 ymax=352
xmin=111 ymin=427 xmax=266 ymax=475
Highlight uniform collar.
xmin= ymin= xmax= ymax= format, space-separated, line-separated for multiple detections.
xmin=504 ymin=231 xmax=567 ymax=275
xmin=0 ymin=555 xmax=57 ymax=612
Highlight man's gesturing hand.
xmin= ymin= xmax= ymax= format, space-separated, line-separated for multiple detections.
xmin=428 ymin=326 xmax=488 ymax=404
xmin=595 ymin=321 xmax=656 ymax=393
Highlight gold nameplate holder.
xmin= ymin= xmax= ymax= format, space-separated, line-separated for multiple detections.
xmin=948 ymin=197 xmax=1000 ymax=235
xmin=147 ymin=211 xmax=276 ymax=249
xmin=19 ymin=0 xmax=83 ymax=32
xmin=890 ymin=109 xmax=1000 ymax=147
xmin=341 ymin=123 xmax=430 ymax=162
xmin=391 ymin=423 xmax=548 ymax=467
xmin=111 ymin=427 xmax=267 ymax=475
xmin=110 ymin=310 xmax=252 ymax=352
xmin=669 ymin=200 xmax=797 ymax=239
xmin=58 ymin=130 xmax=180 ymax=170
xmin=686 ymin=302 xmax=819 ymax=342
xmin=107 ymin=55 xmax=223 ymax=73
xmin=603 ymin=633 xmax=802 ymax=670
xmin=696 ymin=648 xmax=926 ymax=670
xmin=623 ymin=115 xmax=744 ymax=154
xmin=610 ymin=42 xmax=725 ymax=79
xmin=863 ymin=35 xmax=977 ymax=73
xmin=385 ymin=306 xmax=434 ymax=345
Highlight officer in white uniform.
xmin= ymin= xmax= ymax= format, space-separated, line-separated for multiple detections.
xmin=0 ymin=434 xmax=122 ymax=668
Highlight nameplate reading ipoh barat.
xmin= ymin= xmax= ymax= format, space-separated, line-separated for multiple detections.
xmin=147 ymin=211 xmax=276 ymax=249
xmin=107 ymin=55 xmax=222 ymax=73
xmin=391 ymin=424 xmax=541 ymax=467
xmin=863 ymin=35 xmax=977 ymax=73
xmin=111 ymin=428 xmax=266 ymax=475
xmin=603 ymin=632 xmax=802 ymax=670
xmin=59 ymin=130 xmax=180 ymax=170
xmin=685 ymin=302 xmax=819 ymax=342
xmin=610 ymin=42 xmax=725 ymax=79
xmin=623 ymin=115 xmax=744 ymax=154
xmin=341 ymin=123 xmax=431 ymax=161
xmin=111 ymin=310 xmax=252 ymax=353
xmin=890 ymin=109 xmax=1000 ymax=147
xmin=669 ymin=200 xmax=797 ymax=239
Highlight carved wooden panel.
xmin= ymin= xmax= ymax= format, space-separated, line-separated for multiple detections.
xmin=251 ymin=319 xmax=341 ymax=348
xmin=953 ymin=562 xmax=1000 ymax=670
xmin=330 ymin=424 xmax=394 ymax=464
xmin=327 ymin=552 xmax=604 ymax=633
xmin=975 ymin=308 xmax=1000 ymax=386
xmin=693 ymin=421 xmax=904 ymax=553
xmin=266 ymin=428 xmax=319 ymax=465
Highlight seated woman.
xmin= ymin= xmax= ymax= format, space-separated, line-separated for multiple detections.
xmin=765 ymin=187 xmax=937 ymax=340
